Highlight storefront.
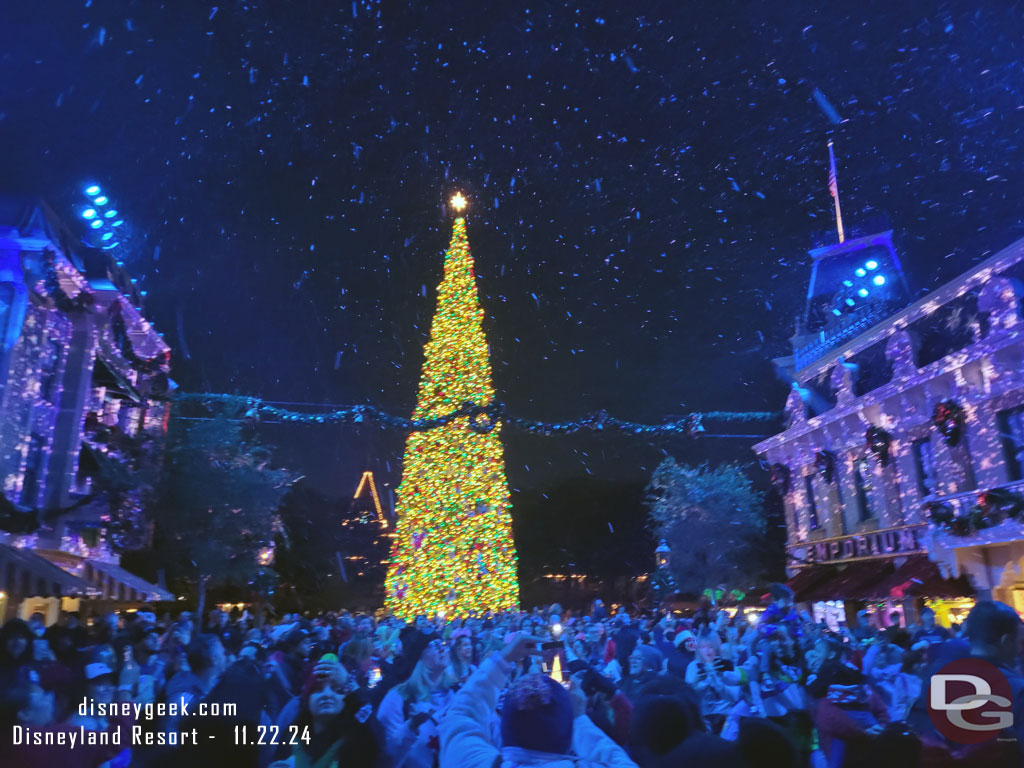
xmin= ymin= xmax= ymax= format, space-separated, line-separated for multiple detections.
xmin=0 ymin=542 xmax=97 ymax=622
xmin=788 ymin=527 xmax=973 ymax=629
xmin=25 ymin=549 xmax=174 ymax=620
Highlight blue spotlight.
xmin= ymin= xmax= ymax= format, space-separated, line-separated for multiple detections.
xmin=842 ymin=280 xmax=853 ymax=287
xmin=101 ymin=242 xmax=120 ymax=250
xmin=855 ymin=267 xmax=867 ymax=278
xmin=832 ymin=308 xmax=843 ymax=317
xmin=112 ymin=219 xmax=125 ymax=227
xmin=82 ymin=208 xmax=97 ymax=219
xmin=845 ymin=298 xmax=856 ymax=307
xmin=93 ymin=195 xmax=109 ymax=205
xmin=90 ymin=220 xmax=103 ymax=229
xmin=873 ymin=275 xmax=886 ymax=286
xmin=101 ymin=232 xmax=114 ymax=241
xmin=857 ymin=288 xmax=869 ymax=298
xmin=84 ymin=185 xmax=101 ymax=196
xmin=104 ymin=209 xmax=117 ymax=219
xmin=865 ymin=260 xmax=879 ymax=270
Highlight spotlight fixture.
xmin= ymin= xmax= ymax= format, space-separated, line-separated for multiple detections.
xmin=873 ymin=275 xmax=886 ymax=286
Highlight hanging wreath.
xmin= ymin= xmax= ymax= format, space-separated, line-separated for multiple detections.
xmin=866 ymin=426 xmax=892 ymax=467
xmin=957 ymin=488 xmax=1024 ymax=534
xmin=932 ymin=400 xmax=966 ymax=446
xmin=814 ymin=450 xmax=836 ymax=483
xmin=769 ymin=463 xmax=791 ymax=494
xmin=924 ymin=500 xmax=955 ymax=529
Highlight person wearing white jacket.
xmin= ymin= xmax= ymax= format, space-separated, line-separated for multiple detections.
xmin=440 ymin=634 xmax=638 ymax=768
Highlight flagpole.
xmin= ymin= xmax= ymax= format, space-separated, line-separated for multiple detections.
xmin=828 ymin=140 xmax=845 ymax=244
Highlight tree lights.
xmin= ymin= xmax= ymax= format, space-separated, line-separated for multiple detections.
xmin=384 ymin=214 xmax=519 ymax=619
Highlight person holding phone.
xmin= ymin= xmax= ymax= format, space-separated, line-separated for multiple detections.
xmin=376 ymin=636 xmax=453 ymax=768
xmin=441 ymin=634 xmax=638 ymax=767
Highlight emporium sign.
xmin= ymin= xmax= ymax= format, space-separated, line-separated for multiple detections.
xmin=788 ymin=524 xmax=926 ymax=565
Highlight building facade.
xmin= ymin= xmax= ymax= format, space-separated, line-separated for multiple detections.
xmin=0 ymin=198 xmax=172 ymax=620
xmin=754 ymin=231 xmax=1024 ymax=626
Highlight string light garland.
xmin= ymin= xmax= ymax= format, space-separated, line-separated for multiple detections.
xmin=175 ymin=392 xmax=778 ymax=437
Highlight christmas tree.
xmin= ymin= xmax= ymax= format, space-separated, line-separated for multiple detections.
xmin=385 ymin=199 xmax=519 ymax=619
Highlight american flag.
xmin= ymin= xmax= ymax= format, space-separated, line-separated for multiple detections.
xmin=828 ymin=142 xmax=839 ymax=198
xmin=827 ymin=141 xmax=845 ymax=243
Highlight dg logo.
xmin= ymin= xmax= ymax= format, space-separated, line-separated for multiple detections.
xmin=929 ymin=657 xmax=1015 ymax=744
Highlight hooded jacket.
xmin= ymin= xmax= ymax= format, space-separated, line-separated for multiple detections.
xmin=441 ymin=653 xmax=638 ymax=768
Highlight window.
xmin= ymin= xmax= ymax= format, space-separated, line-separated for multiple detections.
xmin=998 ymin=407 xmax=1024 ymax=481
xmin=20 ymin=433 xmax=46 ymax=506
xmin=912 ymin=438 xmax=937 ymax=496
xmin=805 ymin=475 xmax=820 ymax=530
xmin=854 ymin=459 xmax=874 ymax=521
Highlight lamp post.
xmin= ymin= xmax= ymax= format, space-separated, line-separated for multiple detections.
xmin=652 ymin=538 xmax=675 ymax=607
xmin=655 ymin=539 xmax=671 ymax=570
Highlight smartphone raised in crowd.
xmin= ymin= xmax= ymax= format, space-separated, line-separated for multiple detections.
xmin=368 ymin=667 xmax=382 ymax=688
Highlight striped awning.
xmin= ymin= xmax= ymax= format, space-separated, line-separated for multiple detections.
xmin=35 ymin=550 xmax=173 ymax=602
xmin=0 ymin=543 xmax=98 ymax=599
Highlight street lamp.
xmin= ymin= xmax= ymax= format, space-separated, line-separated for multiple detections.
xmin=655 ymin=539 xmax=671 ymax=570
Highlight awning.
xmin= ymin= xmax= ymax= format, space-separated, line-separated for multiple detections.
xmin=791 ymin=555 xmax=974 ymax=603
xmin=792 ymin=561 xmax=893 ymax=603
xmin=787 ymin=565 xmax=835 ymax=600
xmin=861 ymin=554 xmax=974 ymax=601
xmin=35 ymin=550 xmax=173 ymax=602
xmin=0 ymin=543 xmax=98 ymax=599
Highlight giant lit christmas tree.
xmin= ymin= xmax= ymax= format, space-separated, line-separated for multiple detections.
xmin=385 ymin=196 xmax=519 ymax=619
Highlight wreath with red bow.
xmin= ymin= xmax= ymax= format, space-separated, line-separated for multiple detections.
xmin=932 ymin=400 xmax=966 ymax=447
xmin=866 ymin=426 xmax=892 ymax=467
xmin=815 ymin=450 xmax=836 ymax=484
xmin=769 ymin=463 xmax=791 ymax=494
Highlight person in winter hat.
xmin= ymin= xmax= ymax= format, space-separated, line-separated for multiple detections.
xmin=441 ymin=633 xmax=637 ymax=767
xmin=620 ymin=645 xmax=663 ymax=702
xmin=377 ymin=636 xmax=452 ymax=768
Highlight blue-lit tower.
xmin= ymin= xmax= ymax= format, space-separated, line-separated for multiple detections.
xmin=787 ymin=231 xmax=913 ymax=372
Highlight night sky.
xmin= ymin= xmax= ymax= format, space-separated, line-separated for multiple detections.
xmin=4 ymin=3 xmax=1024 ymax=560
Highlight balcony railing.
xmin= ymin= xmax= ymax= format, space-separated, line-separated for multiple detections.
xmin=794 ymin=303 xmax=896 ymax=371
xmin=924 ymin=479 xmax=1024 ymax=531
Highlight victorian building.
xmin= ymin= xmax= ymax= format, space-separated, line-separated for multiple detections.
xmin=754 ymin=228 xmax=1024 ymax=627
xmin=0 ymin=197 xmax=172 ymax=620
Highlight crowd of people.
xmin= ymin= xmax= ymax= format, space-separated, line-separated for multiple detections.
xmin=1 ymin=585 xmax=1023 ymax=767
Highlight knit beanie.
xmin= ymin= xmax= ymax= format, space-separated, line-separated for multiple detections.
xmin=636 ymin=644 xmax=664 ymax=672
xmin=500 ymin=673 xmax=574 ymax=754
